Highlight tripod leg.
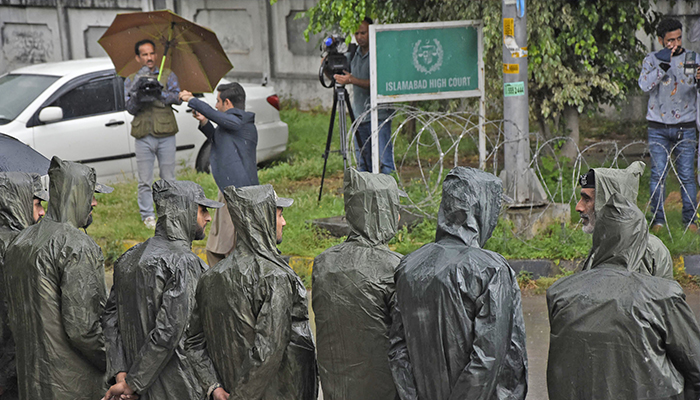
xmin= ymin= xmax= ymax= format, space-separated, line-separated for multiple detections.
xmin=318 ymin=93 xmax=339 ymax=202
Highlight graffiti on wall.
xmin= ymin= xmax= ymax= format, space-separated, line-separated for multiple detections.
xmin=2 ymin=23 xmax=55 ymax=69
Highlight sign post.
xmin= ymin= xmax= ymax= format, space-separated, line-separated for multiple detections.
xmin=369 ymin=20 xmax=485 ymax=172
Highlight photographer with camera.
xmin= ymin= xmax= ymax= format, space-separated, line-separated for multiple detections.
xmin=639 ymin=18 xmax=700 ymax=233
xmin=333 ymin=17 xmax=395 ymax=174
xmin=125 ymin=39 xmax=182 ymax=229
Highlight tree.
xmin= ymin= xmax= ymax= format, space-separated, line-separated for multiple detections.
xmin=302 ymin=0 xmax=658 ymax=157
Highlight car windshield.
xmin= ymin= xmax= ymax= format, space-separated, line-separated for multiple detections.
xmin=0 ymin=74 xmax=59 ymax=125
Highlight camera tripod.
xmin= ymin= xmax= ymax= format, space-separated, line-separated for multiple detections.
xmin=318 ymin=83 xmax=356 ymax=202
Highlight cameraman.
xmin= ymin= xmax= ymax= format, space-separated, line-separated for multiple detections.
xmin=124 ymin=39 xmax=182 ymax=229
xmin=639 ymin=18 xmax=700 ymax=232
xmin=334 ymin=17 xmax=395 ymax=174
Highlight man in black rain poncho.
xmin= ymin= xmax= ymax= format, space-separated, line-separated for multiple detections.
xmin=3 ymin=156 xmax=113 ymax=400
xmin=576 ymin=161 xmax=673 ymax=279
xmin=389 ymin=166 xmax=528 ymax=400
xmin=0 ymin=172 xmax=47 ymax=399
xmin=547 ymin=194 xmax=700 ymax=400
xmin=102 ymin=180 xmax=223 ymax=400
xmin=185 ymin=184 xmax=318 ymax=400
xmin=312 ymin=168 xmax=402 ymax=400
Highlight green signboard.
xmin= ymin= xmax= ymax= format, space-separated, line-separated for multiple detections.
xmin=373 ymin=22 xmax=481 ymax=100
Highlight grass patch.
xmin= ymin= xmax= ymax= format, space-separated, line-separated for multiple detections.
xmin=88 ymin=107 xmax=700 ymax=288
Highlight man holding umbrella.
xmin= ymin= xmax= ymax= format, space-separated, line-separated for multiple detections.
xmin=125 ymin=39 xmax=182 ymax=229
xmin=99 ymin=11 xmax=234 ymax=230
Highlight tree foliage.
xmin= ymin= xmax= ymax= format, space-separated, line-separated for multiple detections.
xmin=302 ymin=0 xmax=659 ymax=126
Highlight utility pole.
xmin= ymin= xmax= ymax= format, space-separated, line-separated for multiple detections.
xmin=500 ymin=0 xmax=546 ymax=206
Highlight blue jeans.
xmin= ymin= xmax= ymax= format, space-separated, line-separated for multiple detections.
xmin=135 ymin=134 xmax=176 ymax=220
xmin=355 ymin=119 xmax=395 ymax=174
xmin=648 ymin=126 xmax=698 ymax=225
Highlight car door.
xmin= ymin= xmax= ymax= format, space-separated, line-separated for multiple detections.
xmin=30 ymin=71 xmax=133 ymax=181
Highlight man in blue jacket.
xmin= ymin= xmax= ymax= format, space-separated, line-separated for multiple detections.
xmin=180 ymin=83 xmax=259 ymax=265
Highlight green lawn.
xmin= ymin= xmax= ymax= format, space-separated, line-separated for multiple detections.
xmin=88 ymin=108 xmax=700 ymax=289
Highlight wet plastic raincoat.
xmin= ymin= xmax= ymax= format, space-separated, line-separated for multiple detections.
xmin=103 ymin=180 xmax=213 ymax=399
xmin=581 ymin=161 xmax=673 ymax=279
xmin=0 ymin=172 xmax=42 ymax=395
xmin=547 ymin=194 xmax=700 ymax=400
xmin=3 ymin=157 xmax=107 ymax=400
xmin=312 ymin=169 xmax=401 ymax=400
xmin=389 ymin=167 xmax=528 ymax=400
xmin=186 ymin=184 xmax=318 ymax=400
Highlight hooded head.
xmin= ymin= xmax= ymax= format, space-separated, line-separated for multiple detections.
xmin=577 ymin=161 xmax=645 ymax=234
xmin=153 ymin=180 xmax=223 ymax=243
xmin=590 ymin=193 xmax=648 ymax=270
xmin=344 ymin=168 xmax=401 ymax=245
xmin=436 ymin=167 xmax=503 ymax=248
xmin=224 ymin=184 xmax=280 ymax=257
xmin=0 ymin=172 xmax=43 ymax=231
xmin=45 ymin=157 xmax=112 ymax=229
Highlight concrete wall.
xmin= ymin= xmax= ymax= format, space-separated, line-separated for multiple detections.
xmin=0 ymin=0 xmax=330 ymax=108
xmin=4 ymin=1 xmax=697 ymax=114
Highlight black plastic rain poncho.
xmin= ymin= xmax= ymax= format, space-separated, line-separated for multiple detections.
xmin=581 ymin=161 xmax=673 ymax=279
xmin=0 ymin=172 xmax=43 ymax=396
xmin=547 ymin=194 xmax=700 ymax=400
xmin=312 ymin=169 xmax=402 ymax=400
xmin=103 ymin=180 xmax=219 ymax=399
xmin=3 ymin=157 xmax=108 ymax=400
xmin=389 ymin=167 xmax=528 ymax=400
xmin=186 ymin=184 xmax=318 ymax=400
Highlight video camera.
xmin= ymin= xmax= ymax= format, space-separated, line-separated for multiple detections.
xmin=319 ymin=35 xmax=355 ymax=88
xmin=132 ymin=67 xmax=163 ymax=103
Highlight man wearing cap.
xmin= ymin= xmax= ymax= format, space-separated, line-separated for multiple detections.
xmin=576 ymin=162 xmax=673 ymax=279
xmin=102 ymin=180 xmax=223 ymax=400
xmin=3 ymin=156 xmax=113 ymax=400
xmin=185 ymin=185 xmax=318 ymax=400
xmin=0 ymin=172 xmax=47 ymax=399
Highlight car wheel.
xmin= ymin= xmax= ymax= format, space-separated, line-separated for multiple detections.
xmin=195 ymin=140 xmax=211 ymax=174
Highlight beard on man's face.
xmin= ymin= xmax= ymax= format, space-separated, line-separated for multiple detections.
xmin=580 ymin=211 xmax=596 ymax=234
xmin=195 ymin=224 xmax=206 ymax=241
xmin=83 ymin=209 xmax=94 ymax=229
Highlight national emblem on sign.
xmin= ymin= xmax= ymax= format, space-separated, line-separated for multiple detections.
xmin=412 ymin=39 xmax=443 ymax=74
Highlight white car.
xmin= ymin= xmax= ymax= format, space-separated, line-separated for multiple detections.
xmin=0 ymin=58 xmax=288 ymax=182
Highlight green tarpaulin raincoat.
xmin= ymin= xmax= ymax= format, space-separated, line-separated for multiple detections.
xmin=186 ymin=184 xmax=318 ymax=400
xmin=0 ymin=172 xmax=42 ymax=396
xmin=103 ymin=180 xmax=217 ymax=399
xmin=3 ymin=157 xmax=107 ymax=400
xmin=581 ymin=161 xmax=673 ymax=279
xmin=389 ymin=167 xmax=528 ymax=400
xmin=312 ymin=169 xmax=402 ymax=400
xmin=547 ymin=194 xmax=700 ymax=400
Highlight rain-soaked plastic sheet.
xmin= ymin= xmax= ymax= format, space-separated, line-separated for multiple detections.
xmin=389 ymin=166 xmax=528 ymax=400
xmin=103 ymin=180 xmax=220 ymax=399
xmin=313 ymin=168 xmax=402 ymax=400
xmin=3 ymin=157 xmax=108 ymax=400
xmin=547 ymin=194 xmax=700 ymax=400
xmin=186 ymin=184 xmax=318 ymax=400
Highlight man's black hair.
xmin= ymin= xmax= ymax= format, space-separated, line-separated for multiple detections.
xmin=217 ymin=82 xmax=246 ymax=110
xmin=656 ymin=18 xmax=683 ymax=39
xmin=134 ymin=39 xmax=156 ymax=55
xmin=364 ymin=17 xmax=373 ymax=25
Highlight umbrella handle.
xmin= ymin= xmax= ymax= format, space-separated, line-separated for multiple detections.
xmin=158 ymin=22 xmax=176 ymax=83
